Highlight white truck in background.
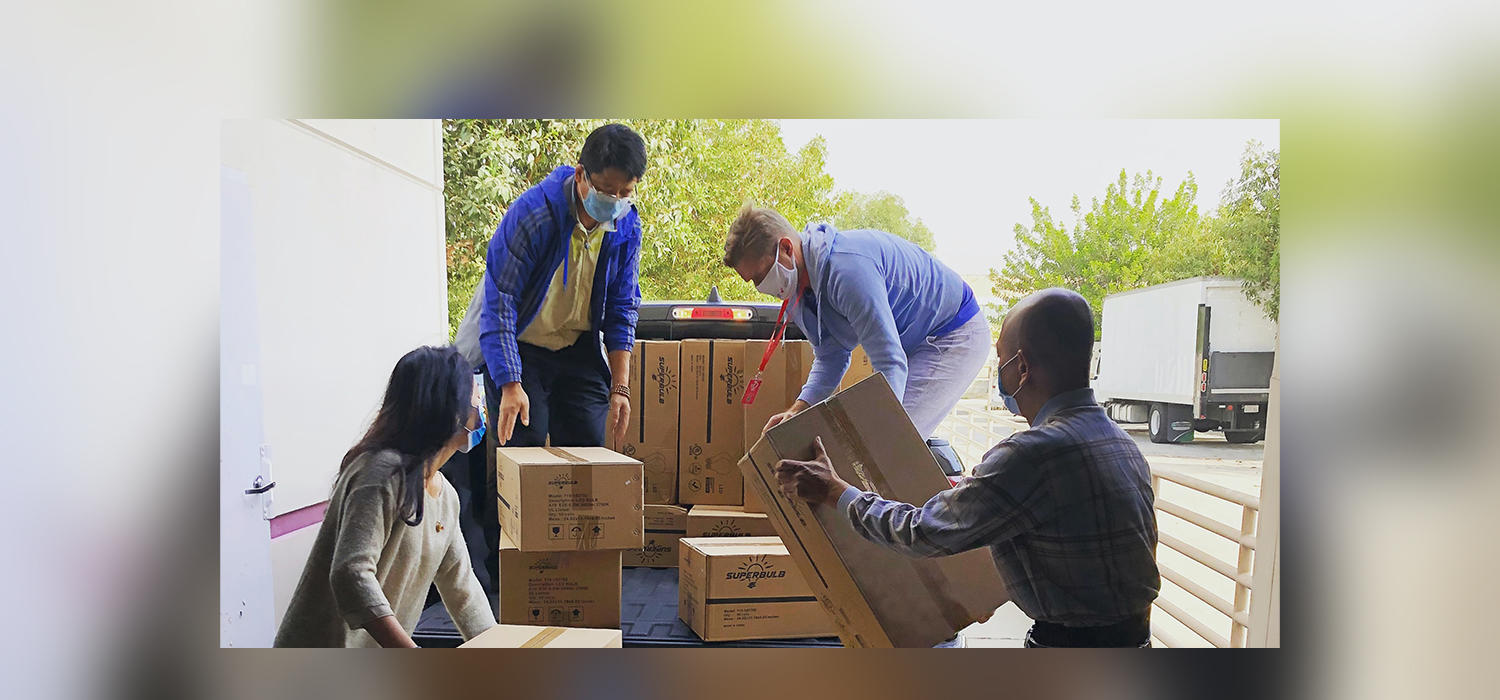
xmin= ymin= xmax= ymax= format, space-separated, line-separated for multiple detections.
xmin=1094 ymin=277 xmax=1277 ymax=444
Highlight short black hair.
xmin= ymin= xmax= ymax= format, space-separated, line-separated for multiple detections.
xmin=1016 ymin=289 xmax=1095 ymax=388
xmin=579 ymin=123 xmax=647 ymax=180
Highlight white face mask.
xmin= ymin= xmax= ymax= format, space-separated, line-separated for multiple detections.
xmin=756 ymin=252 xmax=798 ymax=300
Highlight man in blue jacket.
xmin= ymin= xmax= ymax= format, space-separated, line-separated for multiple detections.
xmin=452 ymin=123 xmax=646 ymax=589
xmin=723 ymin=205 xmax=992 ymax=438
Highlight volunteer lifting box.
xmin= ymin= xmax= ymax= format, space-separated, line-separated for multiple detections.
xmin=738 ymin=373 xmax=1010 ymax=648
xmin=679 ymin=339 xmax=746 ymax=505
xmin=499 ymin=532 xmax=622 ymax=628
xmin=460 ymin=624 xmax=622 ymax=648
xmin=621 ymin=340 xmax=680 ymax=504
xmin=686 ymin=504 xmax=777 ymax=538
xmin=496 ymin=446 xmax=644 ymax=552
xmin=622 ymin=504 xmax=688 ymax=568
xmin=678 ymin=536 xmax=836 ymax=642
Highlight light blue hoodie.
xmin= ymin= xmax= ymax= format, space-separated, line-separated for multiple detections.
xmin=792 ymin=223 xmax=978 ymax=405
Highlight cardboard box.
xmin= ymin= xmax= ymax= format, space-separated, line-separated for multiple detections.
xmin=498 ymin=532 xmax=621 ymax=628
xmin=460 ymin=624 xmax=622 ymax=648
xmin=622 ymin=504 xmax=688 ymax=567
xmin=742 ymin=340 xmax=814 ymax=513
xmin=686 ymin=504 xmax=778 ymax=538
xmin=496 ymin=446 xmax=644 ymax=552
xmin=738 ymin=373 xmax=1010 ymax=648
xmin=678 ymin=536 xmax=836 ymax=642
xmin=678 ymin=339 xmax=746 ymax=505
xmin=837 ymin=345 xmax=876 ymax=391
xmin=621 ymin=340 xmax=680 ymax=504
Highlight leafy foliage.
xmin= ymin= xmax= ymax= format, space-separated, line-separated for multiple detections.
xmin=443 ymin=119 xmax=935 ymax=338
xmin=833 ymin=191 xmax=936 ymax=251
xmin=987 ymin=141 xmax=1279 ymax=335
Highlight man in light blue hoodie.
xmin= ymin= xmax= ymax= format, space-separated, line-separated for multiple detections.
xmin=724 ymin=205 xmax=992 ymax=438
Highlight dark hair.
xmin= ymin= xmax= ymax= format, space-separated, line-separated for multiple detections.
xmin=341 ymin=345 xmax=472 ymax=526
xmin=579 ymin=123 xmax=647 ymax=180
xmin=1017 ymin=289 xmax=1095 ymax=388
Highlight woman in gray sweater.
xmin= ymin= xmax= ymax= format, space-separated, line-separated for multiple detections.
xmin=274 ymin=346 xmax=497 ymax=647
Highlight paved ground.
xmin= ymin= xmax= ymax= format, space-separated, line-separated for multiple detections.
xmin=940 ymin=401 xmax=1265 ymax=648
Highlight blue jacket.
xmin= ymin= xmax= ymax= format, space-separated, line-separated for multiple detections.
xmin=793 ymin=223 xmax=977 ymax=405
xmin=477 ymin=166 xmax=642 ymax=386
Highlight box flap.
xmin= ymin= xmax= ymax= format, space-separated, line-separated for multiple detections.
xmin=680 ymin=536 xmax=787 ymax=557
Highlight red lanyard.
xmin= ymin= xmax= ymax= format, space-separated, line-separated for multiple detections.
xmin=742 ymin=298 xmax=795 ymax=405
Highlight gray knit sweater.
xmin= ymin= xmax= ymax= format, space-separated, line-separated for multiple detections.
xmin=273 ymin=449 xmax=495 ymax=647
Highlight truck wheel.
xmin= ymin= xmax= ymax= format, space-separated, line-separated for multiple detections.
xmin=1225 ymin=430 xmax=1263 ymax=444
xmin=1148 ymin=403 xmax=1169 ymax=443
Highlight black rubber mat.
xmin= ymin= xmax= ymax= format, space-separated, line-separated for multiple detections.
xmin=413 ymin=567 xmax=841 ymax=648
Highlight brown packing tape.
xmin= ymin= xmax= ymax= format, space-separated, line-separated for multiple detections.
xmin=520 ymin=626 xmax=567 ymax=648
xmin=544 ymin=447 xmax=587 ymax=463
xmin=823 ymin=400 xmax=977 ymax=637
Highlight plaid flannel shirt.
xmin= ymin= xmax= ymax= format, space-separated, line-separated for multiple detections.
xmin=837 ymin=388 xmax=1160 ymax=626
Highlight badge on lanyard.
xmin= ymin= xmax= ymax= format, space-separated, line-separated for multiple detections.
xmin=743 ymin=298 xmax=795 ymax=405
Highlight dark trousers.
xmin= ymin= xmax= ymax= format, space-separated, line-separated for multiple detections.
xmin=1023 ymin=614 xmax=1152 ymax=648
xmin=442 ymin=333 xmax=610 ymax=595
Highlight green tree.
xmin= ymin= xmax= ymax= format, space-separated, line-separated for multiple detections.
xmin=832 ymin=191 xmax=936 ymax=251
xmin=1215 ymin=141 xmax=1280 ymax=319
xmin=442 ymin=119 xmax=841 ymax=338
xmin=987 ymin=170 xmax=1212 ymax=336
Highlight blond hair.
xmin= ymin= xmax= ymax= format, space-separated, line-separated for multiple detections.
xmin=723 ymin=204 xmax=796 ymax=267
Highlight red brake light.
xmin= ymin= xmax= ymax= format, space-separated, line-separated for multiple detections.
xmin=671 ymin=306 xmax=753 ymax=321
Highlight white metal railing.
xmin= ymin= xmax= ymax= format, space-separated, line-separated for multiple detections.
xmin=1149 ymin=469 xmax=1258 ymax=648
xmin=936 ymin=403 xmax=1263 ymax=648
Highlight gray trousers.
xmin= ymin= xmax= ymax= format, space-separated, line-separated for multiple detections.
xmin=901 ymin=313 xmax=993 ymax=438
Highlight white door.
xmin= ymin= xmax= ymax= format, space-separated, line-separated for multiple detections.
xmin=220 ymin=165 xmax=277 ymax=647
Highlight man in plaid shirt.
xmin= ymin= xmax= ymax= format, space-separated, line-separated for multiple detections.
xmin=774 ymin=288 xmax=1160 ymax=647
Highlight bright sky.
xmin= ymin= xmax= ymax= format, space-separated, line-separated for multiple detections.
xmin=776 ymin=119 xmax=1280 ymax=278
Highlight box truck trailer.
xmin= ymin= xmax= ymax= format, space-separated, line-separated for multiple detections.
xmin=1094 ymin=277 xmax=1277 ymax=444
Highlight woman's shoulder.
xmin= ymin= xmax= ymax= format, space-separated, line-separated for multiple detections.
xmin=339 ymin=449 xmax=406 ymax=491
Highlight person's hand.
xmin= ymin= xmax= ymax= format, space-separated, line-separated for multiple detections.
xmin=498 ymin=382 xmax=529 ymax=446
xmin=606 ymin=392 xmax=630 ymax=451
xmin=772 ymin=437 xmax=849 ymax=506
xmin=763 ymin=409 xmax=797 ymax=435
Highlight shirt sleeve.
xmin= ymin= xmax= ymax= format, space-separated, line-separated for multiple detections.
xmin=824 ymin=254 xmax=909 ymax=401
xmin=601 ymin=219 xmax=642 ymax=353
xmin=479 ymin=205 xmax=545 ymax=386
xmin=842 ymin=439 xmax=1052 ymax=558
xmin=434 ymin=511 xmax=497 ymax=641
xmin=329 ymin=483 xmax=397 ymax=629
xmin=797 ymin=333 xmax=853 ymax=406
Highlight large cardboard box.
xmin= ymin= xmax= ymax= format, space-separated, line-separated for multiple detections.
xmin=622 ymin=504 xmax=688 ymax=567
xmin=498 ymin=532 xmax=621 ymax=628
xmin=836 ymin=345 xmax=876 ymax=391
xmin=678 ymin=536 xmax=836 ymax=642
xmin=686 ymin=504 xmax=778 ymax=538
xmin=678 ymin=339 xmax=747 ymax=505
xmin=738 ymin=373 xmax=1010 ymax=647
xmin=460 ymin=624 xmax=622 ymax=648
xmin=496 ymin=446 xmax=644 ymax=552
xmin=621 ymin=340 xmax=681 ymax=504
xmin=742 ymin=340 xmax=814 ymax=513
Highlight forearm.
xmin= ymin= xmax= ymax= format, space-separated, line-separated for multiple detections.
xmin=839 ymin=487 xmax=978 ymax=558
xmin=362 ymin=614 xmax=418 ymax=648
xmin=787 ymin=399 xmax=810 ymax=413
xmin=607 ymin=349 xmax=630 ymax=388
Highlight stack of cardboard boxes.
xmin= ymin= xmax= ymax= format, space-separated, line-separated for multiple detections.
xmin=495 ymin=446 xmax=644 ymax=630
xmin=618 ymin=338 xmax=821 ymax=566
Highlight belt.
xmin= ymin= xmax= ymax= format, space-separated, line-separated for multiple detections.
xmin=1027 ymin=613 xmax=1151 ymax=648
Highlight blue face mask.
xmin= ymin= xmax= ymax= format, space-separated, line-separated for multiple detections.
xmin=996 ymin=350 xmax=1026 ymax=415
xmin=582 ymin=173 xmax=631 ymax=223
xmin=458 ymin=375 xmax=487 ymax=453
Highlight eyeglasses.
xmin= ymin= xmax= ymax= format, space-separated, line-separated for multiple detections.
xmin=584 ymin=172 xmax=635 ymax=202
